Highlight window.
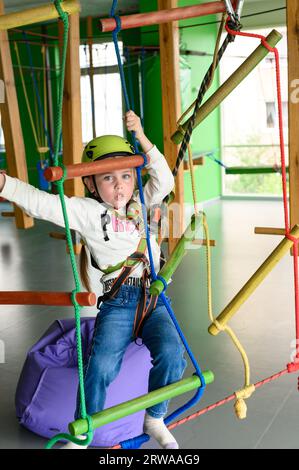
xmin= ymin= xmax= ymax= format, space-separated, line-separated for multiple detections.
xmin=266 ymin=102 xmax=276 ymax=128
xmin=266 ymin=101 xmax=288 ymax=129
xmin=220 ymin=27 xmax=289 ymax=197
xmin=80 ymin=42 xmax=123 ymax=144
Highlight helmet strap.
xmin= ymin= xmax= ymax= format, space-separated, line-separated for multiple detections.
xmin=92 ymin=175 xmax=104 ymax=203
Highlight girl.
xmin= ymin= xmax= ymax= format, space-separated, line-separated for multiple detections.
xmin=0 ymin=111 xmax=186 ymax=449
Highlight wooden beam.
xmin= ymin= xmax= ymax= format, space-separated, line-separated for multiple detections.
xmin=99 ymin=1 xmax=227 ymax=32
xmin=0 ymin=0 xmax=80 ymax=31
xmin=171 ymin=30 xmax=282 ymax=144
xmin=158 ymin=0 xmax=184 ymax=254
xmin=87 ymin=16 xmax=96 ymax=139
xmin=254 ymin=227 xmax=285 ymax=236
xmin=58 ymin=12 xmax=84 ymax=198
xmin=0 ymin=291 xmax=96 ymax=306
xmin=287 ymin=0 xmax=299 ymax=230
xmin=49 ymin=230 xmax=82 ymax=255
xmin=209 ymin=224 xmax=299 ymax=336
xmin=44 ymin=155 xmax=146 ymax=182
xmin=183 ymin=156 xmax=204 ymax=170
xmin=0 ymin=1 xmax=33 ymax=229
xmin=164 ymin=237 xmax=216 ymax=247
xmin=1 ymin=211 xmax=14 ymax=217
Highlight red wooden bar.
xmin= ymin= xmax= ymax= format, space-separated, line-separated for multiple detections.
xmin=44 ymin=155 xmax=147 ymax=182
xmin=99 ymin=1 xmax=227 ymax=32
xmin=0 ymin=291 xmax=96 ymax=306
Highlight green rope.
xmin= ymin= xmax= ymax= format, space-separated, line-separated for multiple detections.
xmin=46 ymin=0 xmax=93 ymax=449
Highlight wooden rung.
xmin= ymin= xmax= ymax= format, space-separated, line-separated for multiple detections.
xmin=99 ymin=1 xmax=227 ymax=32
xmin=44 ymin=155 xmax=147 ymax=182
xmin=0 ymin=0 xmax=80 ymax=31
xmin=254 ymin=227 xmax=285 ymax=236
xmin=192 ymin=238 xmax=216 ymax=247
xmin=0 ymin=291 xmax=96 ymax=306
xmin=163 ymin=237 xmax=215 ymax=247
xmin=49 ymin=231 xmax=66 ymax=240
xmin=1 ymin=211 xmax=15 ymax=217
xmin=184 ymin=157 xmax=204 ymax=170
xmin=49 ymin=232 xmax=83 ymax=255
xmin=66 ymin=244 xmax=82 ymax=256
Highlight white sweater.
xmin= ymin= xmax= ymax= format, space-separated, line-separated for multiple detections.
xmin=0 ymin=145 xmax=174 ymax=282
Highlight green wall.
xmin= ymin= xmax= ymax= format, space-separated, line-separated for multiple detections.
xmin=0 ymin=26 xmax=61 ymax=188
xmin=1 ymin=3 xmax=221 ymax=202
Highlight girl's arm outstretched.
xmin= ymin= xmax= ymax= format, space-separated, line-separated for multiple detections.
xmin=0 ymin=171 xmax=103 ymax=234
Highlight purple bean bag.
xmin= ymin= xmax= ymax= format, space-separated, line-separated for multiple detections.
xmin=15 ymin=317 xmax=152 ymax=447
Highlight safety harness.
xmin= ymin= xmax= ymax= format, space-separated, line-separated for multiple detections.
xmin=92 ymin=198 xmax=162 ymax=339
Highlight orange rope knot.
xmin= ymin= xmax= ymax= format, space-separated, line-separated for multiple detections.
xmin=234 ymin=384 xmax=255 ymax=420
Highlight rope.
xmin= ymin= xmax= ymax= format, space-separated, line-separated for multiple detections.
xmin=41 ymin=45 xmax=49 ymax=154
xmin=109 ymin=368 xmax=289 ymax=448
xmin=176 ymin=14 xmax=254 ymax=418
xmin=22 ymin=31 xmax=55 ymax=162
xmin=109 ymin=0 xmax=207 ymax=447
xmin=14 ymin=41 xmax=49 ymax=164
xmin=176 ymin=12 xmax=226 ymax=134
xmin=45 ymin=0 xmax=93 ymax=448
xmin=175 ymin=13 xmax=255 ymax=418
xmin=202 ymin=212 xmax=254 ymax=418
xmin=225 ymin=20 xmax=299 ymax=371
xmin=14 ymin=41 xmax=41 ymax=154
xmin=170 ymin=17 xmax=240 ymax=183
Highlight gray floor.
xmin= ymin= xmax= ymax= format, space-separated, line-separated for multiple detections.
xmin=1 ymin=198 xmax=299 ymax=449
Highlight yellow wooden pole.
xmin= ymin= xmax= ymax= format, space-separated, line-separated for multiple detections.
xmin=0 ymin=0 xmax=80 ymax=31
xmin=209 ymin=225 xmax=299 ymax=336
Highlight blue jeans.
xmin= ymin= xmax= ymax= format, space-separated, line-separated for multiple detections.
xmin=76 ymin=284 xmax=187 ymax=419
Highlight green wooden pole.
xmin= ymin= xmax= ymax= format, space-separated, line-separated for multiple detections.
xmin=171 ymin=29 xmax=282 ymax=144
xmin=69 ymin=370 xmax=214 ymax=436
xmin=225 ymin=166 xmax=289 ymax=175
xmin=150 ymin=214 xmax=202 ymax=296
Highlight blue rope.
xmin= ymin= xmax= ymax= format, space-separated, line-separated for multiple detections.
xmin=110 ymin=1 xmax=206 ymax=448
xmin=124 ymin=47 xmax=135 ymax=111
xmin=140 ymin=48 xmax=146 ymax=128
xmin=22 ymin=31 xmax=56 ymax=162
xmin=205 ymin=151 xmax=227 ymax=169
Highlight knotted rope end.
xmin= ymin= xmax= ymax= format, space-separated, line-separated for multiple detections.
xmin=234 ymin=384 xmax=255 ymax=419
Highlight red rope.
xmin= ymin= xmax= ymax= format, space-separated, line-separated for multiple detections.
xmin=108 ymin=369 xmax=288 ymax=448
xmin=225 ymin=22 xmax=299 ymax=363
xmin=167 ymin=368 xmax=288 ymax=431
xmin=108 ymin=22 xmax=299 ymax=452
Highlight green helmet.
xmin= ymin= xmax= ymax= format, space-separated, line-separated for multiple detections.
xmin=82 ymin=135 xmax=135 ymax=163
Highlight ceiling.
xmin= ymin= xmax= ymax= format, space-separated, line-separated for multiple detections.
xmin=2 ymin=0 xmax=283 ymax=19
xmin=3 ymin=1 xmax=139 ymax=17
xmin=0 ymin=0 xmax=286 ymax=26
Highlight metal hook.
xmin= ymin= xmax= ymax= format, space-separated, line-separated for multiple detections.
xmin=224 ymin=0 xmax=245 ymax=23
xmin=235 ymin=0 xmax=245 ymax=20
xmin=224 ymin=0 xmax=236 ymax=19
